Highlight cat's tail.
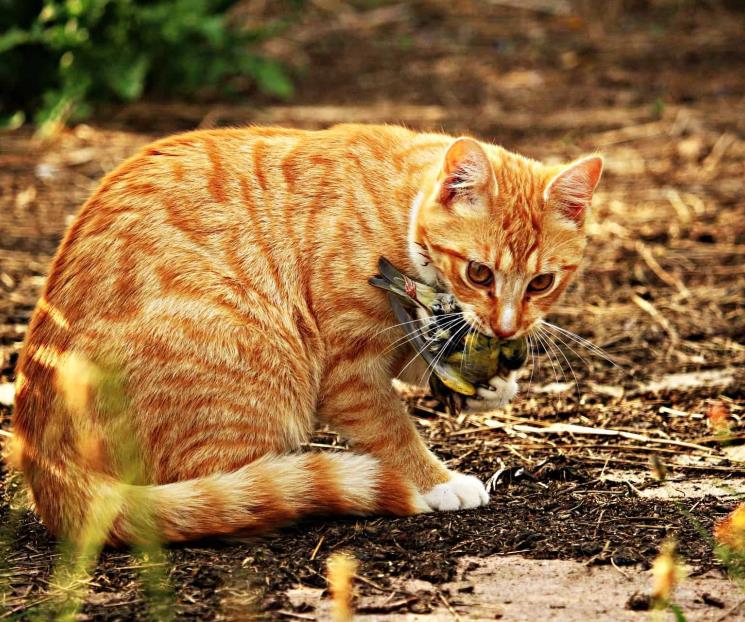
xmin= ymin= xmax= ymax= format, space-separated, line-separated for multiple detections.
xmin=25 ymin=452 xmax=430 ymax=546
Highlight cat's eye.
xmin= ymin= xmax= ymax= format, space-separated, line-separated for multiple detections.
xmin=527 ymin=273 xmax=555 ymax=294
xmin=466 ymin=261 xmax=493 ymax=287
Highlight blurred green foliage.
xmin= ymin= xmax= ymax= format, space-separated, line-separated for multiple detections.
xmin=0 ymin=0 xmax=297 ymax=131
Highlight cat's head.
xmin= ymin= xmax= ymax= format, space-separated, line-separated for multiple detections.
xmin=409 ymin=137 xmax=602 ymax=339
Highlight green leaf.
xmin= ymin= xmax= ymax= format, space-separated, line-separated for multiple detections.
xmin=0 ymin=0 xmax=299 ymax=127
xmin=252 ymin=58 xmax=293 ymax=99
xmin=670 ymin=603 xmax=687 ymax=622
xmin=0 ymin=111 xmax=25 ymax=131
xmin=106 ymin=56 xmax=150 ymax=101
xmin=0 ymin=27 xmax=31 ymax=53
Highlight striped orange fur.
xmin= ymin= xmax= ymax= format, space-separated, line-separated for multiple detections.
xmin=11 ymin=124 xmax=602 ymax=545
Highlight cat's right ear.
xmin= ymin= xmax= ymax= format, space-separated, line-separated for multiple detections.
xmin=437 ymin=138 xmax=497 ymax=212
xmin=544 ymin=156 xmax=603 ymax=226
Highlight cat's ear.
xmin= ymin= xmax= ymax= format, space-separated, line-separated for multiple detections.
xmin=437 ymin=138 xmax=497 ymax=211
xmin=544 ymin=156 xmax=603 ymax=225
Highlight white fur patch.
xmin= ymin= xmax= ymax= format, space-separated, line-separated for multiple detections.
xmin=423 ymin=473 xmax=489 ymax=511
xmin=329 ymin=453 xmax=430 ymax=514
xmin=498 ymin=249 xmax=513 ymax=272
xmin=493 ymin=273 xmax=504 ymax=298
xmin=408 ymin=191 xmax=424 ymax=242
xmin=525 ymin=248 xmax=539 ymax=274
xmin=499 ymin=304 xmax=516 ymax=336
xmin=465 ymin=372 xmax=519 ymax=413
xmin=407 ymin=191 xmax=438 ymax=284
xmin=328 ymin=453 xmax=380 ymax=510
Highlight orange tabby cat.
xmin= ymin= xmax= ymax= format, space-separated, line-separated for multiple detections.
xmin=11 ymin=124 xmax=602 ymax=545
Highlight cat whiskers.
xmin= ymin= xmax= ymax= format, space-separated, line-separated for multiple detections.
xmin=372 ymin=312 xmax=462 ymax=339
xmin=396 ymin=315 xmax=465 ymax=378
xmin=455 ymin=309 xmax=478 ymax=376
xmin=525 ymin=334 xmax=537 ymax=395
xmin=459 ymin=324 xmax=474 ymax=376
xmin=540 ymin=327 xmax=573 ymax=390
xmin=528 ymin=320 xmax=621 ymax=402
xmin=535 ymin=324 xmax=580 ymax=401
xmin=420 ymin=319 xmax=471 ymax=388
xmin=539 ymin=324 xmax=592 ymax=372
xmin=529 ymin=328 xmax=561 ymax=384
xmin=539 ymin=320 xmax=617 ymax=368
xmin=377 ymin=312 xmax=463 ymax=358
xmin=418 ymin=318 xmax=468 ymax=384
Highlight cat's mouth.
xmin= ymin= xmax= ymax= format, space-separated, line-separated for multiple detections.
xmin=468 ymin=315 xmax=494 ymax=337
xmin=456 ymin=304 xmax=496 ymax=338
xmin=461 ymin=306 xmax=534 ymax=340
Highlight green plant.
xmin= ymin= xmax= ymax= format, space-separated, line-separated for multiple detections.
xmin=30 ymin=354 xmax=176 ymax=621
xmin=0 ymin=0 xmax=297 ymax=132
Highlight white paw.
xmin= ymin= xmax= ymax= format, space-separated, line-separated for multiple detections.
xmin=423 ymin=473 xmax=489 ymax=511
xmin=465 ymin=373 xmax=518 ymax=412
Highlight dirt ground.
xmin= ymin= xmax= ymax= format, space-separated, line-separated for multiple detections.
xmin=1 ymin=1 xmax=744 ymax=620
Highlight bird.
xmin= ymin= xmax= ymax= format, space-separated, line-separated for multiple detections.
xmin=368 ymin=256 xmax=458 ymax=316
xmin=369 ymin=257 xmax=528 ymax=412
xmin=369 ymin=256 xmax=460 ymax=348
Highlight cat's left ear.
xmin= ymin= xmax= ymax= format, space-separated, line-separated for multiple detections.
xmin=437 ymin=137 xmax=498 ymax=213
xmin=544 ymin=156 xmax=603 ymax=225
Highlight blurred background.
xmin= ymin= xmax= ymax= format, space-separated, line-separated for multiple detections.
xmin=1 ymin=2 xmax=744 ymax=618
xmin=2 ymin=0 xmax=744 ymax=133
xmin=2 ymin=0 xmax=743 ymax=363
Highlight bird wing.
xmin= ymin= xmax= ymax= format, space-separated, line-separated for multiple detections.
xmin=368 ymin=275 xmax=420 ymax=307
xmin=374 ymin=257 xmax=438 ymax=308
xmin=388 ymin=294 xmax=476 ymax=397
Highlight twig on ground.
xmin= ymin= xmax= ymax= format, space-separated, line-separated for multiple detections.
xmin=702 ymin=133 xmax=736 ymax=178
xmin=632 ymin=294 xmax=679 ymax=344
xmin=435 ymin=589 xmax=462 ymax=621
xmin=635 ymin=242 xmax=690 ymax=297
xmin=490 ymin=421 xmax=715 ymax=453
xmin=353 ymin=573 xmax=388 ymax=593
xmin=659 ymin=406 xmax=703 ymax=419
xmin=487 ymin=0 xmax=570 ymax=14
xmin=310 ymin=536 xmax=324 ymax=561
xmin=580 ymin=455 xmax=745 ymax=475
xmin=715 ymin=598 xmax=745 ymax=622
xmin=610 ymin=556 xmax=631 ymax=579
xmin=276 ymin=611 xmax=316 ymax=621
xmin=357 ymin=595 xmax=420 ymax=614
xmin=0 ymin=595 xmax=55 ymax=620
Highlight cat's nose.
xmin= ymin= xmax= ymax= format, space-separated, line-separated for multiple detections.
xmin=491 ymin=303 xmax=518 ymax=338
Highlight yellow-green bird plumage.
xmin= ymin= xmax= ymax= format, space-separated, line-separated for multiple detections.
xmin=370 ymin=257 xmax=528 ymax=403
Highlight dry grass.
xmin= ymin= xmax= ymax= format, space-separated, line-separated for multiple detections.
xmin=327 ymin=552 xmax=359 ymax=622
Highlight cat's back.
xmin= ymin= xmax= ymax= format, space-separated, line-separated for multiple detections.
xmin=28 ymin=124 xmax=431 ymax=323
xmin=112 ymin=122 xmax=419 ymax=192
xmin=60 ymin=123 xmax=421 ymax=233
xmin=43 ymin=123 xmax=428 ymax=278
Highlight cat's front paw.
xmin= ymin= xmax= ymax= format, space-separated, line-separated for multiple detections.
xmin=465 ymin=373 xmax=518 ymax=412
xmin=423 ymin=473 xmax=489 ymax=511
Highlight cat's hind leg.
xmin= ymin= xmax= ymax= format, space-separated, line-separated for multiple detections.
xmin=17 ymin=306 xmax=426 ymax=545
xmin=318 ymin=352 xmax=489 ymax=513
xmin=115 ymin=311 xmax=427 ymax=533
